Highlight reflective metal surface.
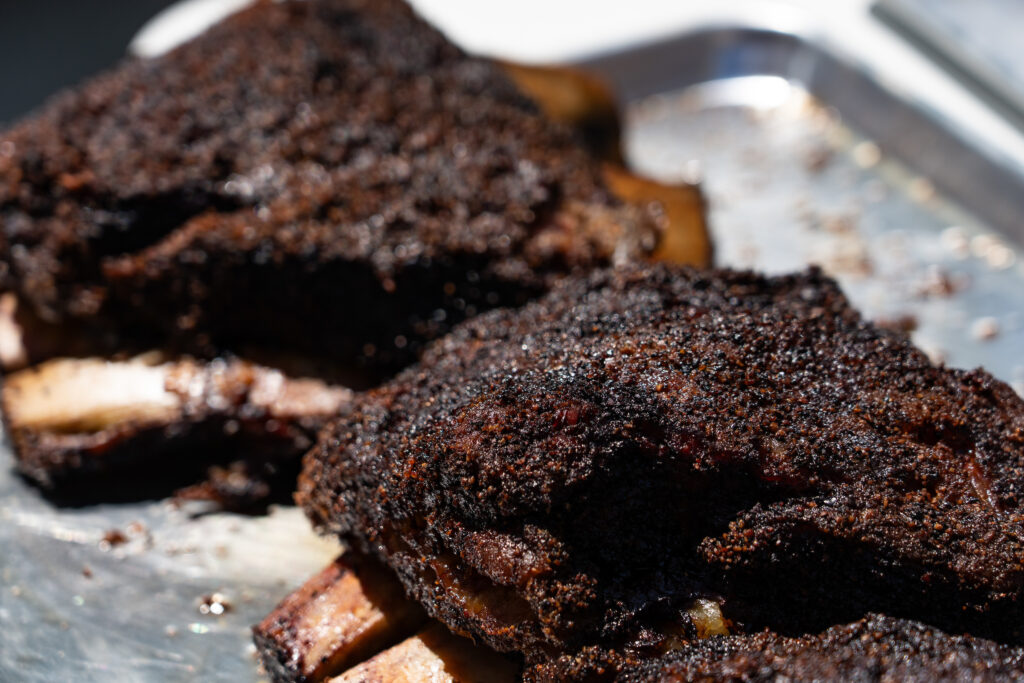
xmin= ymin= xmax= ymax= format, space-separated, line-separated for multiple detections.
xmin=0 ymin=489 xmax=338 ymax=682
xmin=619 ymin=75 xmax=1024 ymax=389
xmin=3 ymin=2 xmax=1024 ymax=681
xmin=582 ymin=24 xmax=1024 ymax=391
xmin=877 ymin=0 xmax=1024 ymax=132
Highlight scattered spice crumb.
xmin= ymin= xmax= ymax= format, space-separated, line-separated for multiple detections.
xmin=99 ymin=529 xmax=128 ymax=551
xmin=82 ymin=566 xmax=93 ymax=579
xmin=914 ymin=266 xmax=964 ymax=299
xmin=198 ymin=592 xmax=232 ymax=616
xmin=874 ymin=314 xmax=918 ymax=335
xmin=971 ymin=317 xmax=1001 ymax=341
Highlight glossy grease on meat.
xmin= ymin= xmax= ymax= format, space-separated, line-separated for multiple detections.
xmin=300 ymin=264 xmax=1024 ymax=672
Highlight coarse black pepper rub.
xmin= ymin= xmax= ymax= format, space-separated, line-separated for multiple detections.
xmin=541 ymin=614 xmax=1024 ymax=681
xmin=0 ymin=0 xmax=657 ymax=372
xmin=300 ymin=264 xmax=1024 ymax=676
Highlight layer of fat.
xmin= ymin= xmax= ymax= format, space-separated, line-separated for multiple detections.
xmin=3 ymin=358 xmax=181 ymax=433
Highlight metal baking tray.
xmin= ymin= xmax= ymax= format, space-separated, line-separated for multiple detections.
xmin=3 ymin=2 xmax=1024 ymax=681
xmin=580 ymin=4 xmax=1024 ymax=391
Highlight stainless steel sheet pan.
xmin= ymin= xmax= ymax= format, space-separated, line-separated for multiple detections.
xmin=583 ymin=19 xmax=1024 ymax=391
xmin=3 ymin=2 xmax=1024 ymax=681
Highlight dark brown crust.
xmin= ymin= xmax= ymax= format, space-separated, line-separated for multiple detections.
xmin=299 ymin=264 xmax=1024 ymax=669
xmin=534 ymin=614 xmax=1024 ymax=681
xmin=0 ymin=0 xmax=657 ymax=372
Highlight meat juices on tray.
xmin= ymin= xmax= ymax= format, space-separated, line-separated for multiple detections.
xmin=299 ymin=264 xmax=1024 ymax=679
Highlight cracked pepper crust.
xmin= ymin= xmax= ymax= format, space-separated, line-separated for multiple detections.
xmin=540 ymin=614 xmax=1024 ymax=681
xmin=0 ymin=0 xmax=656 ymax=370
xmin=300 ymin=264 xmax=1024 ymax=674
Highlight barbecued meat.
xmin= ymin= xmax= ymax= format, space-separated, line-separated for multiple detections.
xmin=3 ymin=355 xmax=351 ymax=507
xmin=0 ymin=0 xmax=662 ymax=373
xmin=299 ymin=264 xmax=1024 ymax=673
xmin=254 ymin=556 xmax=1024 ymax=683
xmin=537 ymin=614 xmax=1024 ymax=681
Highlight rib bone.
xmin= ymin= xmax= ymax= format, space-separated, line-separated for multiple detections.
xmin=2 ymin=355 xmax=351 ymax=498
xmin=330 ymin=624 xmax=518 ymax=683
xmin=254 ymin=554 xmax=426 ymax=683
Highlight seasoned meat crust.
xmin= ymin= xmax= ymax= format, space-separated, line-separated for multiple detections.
xmin=539 ymin=614 xmax=1024 ymax=682
xmin=299 ymin=264 xmax=1024 ymax=673
xmin=0 ymin=0 xmax=656 ymax=371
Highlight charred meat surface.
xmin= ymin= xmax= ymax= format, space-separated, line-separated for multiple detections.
xmin=253 ymin=557 xmax=1024 ymax=682
xmin=539 ymin=614 xmax=1024 ymax=682
xmin=641 ymin=614 xmax=1024 ymax=682
xmin=0 ymin=0 xmax=662 ymax=373
xmin=300 ymin=264 xmax=1024 ymax=671
xmin=3 ymin=355 xmax=350 ymax=507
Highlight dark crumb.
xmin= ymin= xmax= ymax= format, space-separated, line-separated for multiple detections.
xmin=99 ymin=529 xmax=128 ymax=550
xmin=915 ymin=266 xmax=965 ymax=298
xmin=874 ymin=313 xmax=918 ymax=336
xmin=81 ymin=566 xmax=93 ymax=579
xmin=197 ymin=592 xmax=232 ymax=616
